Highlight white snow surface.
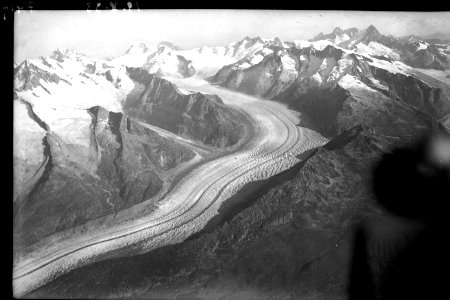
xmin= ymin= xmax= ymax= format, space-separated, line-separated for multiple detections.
xmin=333 ymin=33 xmax=350 ymax=44
xmin=179 ymin=48 xmax=237 ymax=77
xmin=105 ymin=37 xmax=285 ymax=79
xmin=14 ymin=55 xmax=140 ymax=149
xmin=355 ymin=42 xmax=401 ymax=61
xmin=417 ymin=42 xmax=428 ymax=50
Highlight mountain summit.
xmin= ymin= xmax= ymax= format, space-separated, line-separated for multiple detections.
xmin=361 ymin=25 xmax=381 ymax=41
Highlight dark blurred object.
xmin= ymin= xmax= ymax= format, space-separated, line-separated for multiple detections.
xmin=349 ymin=133 xmax=450 ymax=299
xmin=373 ymin=134 xmax=450 ymax=222
xmin=348 ymin=226 xmax=377 ymax=300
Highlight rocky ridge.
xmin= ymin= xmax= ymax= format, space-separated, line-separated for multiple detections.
xmin=211 ymin=41 xmax=449 ymax=138
xmin=123 ymin=67 xmax=246 ymax=148
xmin=311 ymin=26 xmax=450 ymax=70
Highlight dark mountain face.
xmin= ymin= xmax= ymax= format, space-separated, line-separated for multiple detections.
xmin=404 ymin=44 xmax=450 ymax=70
xmin=124 ymin=67 xmax=247 ymax=148
xmin=364 ymin=25 xmax=381 ymax=40
xmin=14 ymin=104 xmax=196 ymax=250
xmin=176 ymin=55 xmax=196 ymax=77
xmin=344 ymin=27 xmax=359 ymax=38
xmin=332 ymin=27 xmax=345 ymax=35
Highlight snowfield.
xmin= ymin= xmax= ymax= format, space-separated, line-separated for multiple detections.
xmin=12 ymin=77 xmax=326 ymax=297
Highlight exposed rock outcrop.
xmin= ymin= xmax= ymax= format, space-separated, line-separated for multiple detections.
xmin=14 ymin=60 xmax=71 ymax=93
xmin=212 ymin=44 xmax=448 ymax=138
xmin=124 ymin=67 xmax=246 ymax=148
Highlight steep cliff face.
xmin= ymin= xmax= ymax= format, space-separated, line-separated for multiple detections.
xmin=363 ymin=64 xmax=449 ymax=118
xmin=13 ymin=99 xmax=48 ymax=206
xmin=124 ymin=67 xmax=247 ymax=148
xmin=29 ymin=126 xmax=405 ymax=299
xmin=213 ymin=44 xmax=447 ymax=138
xmin=13 ymin=103 xmax=195 ymax=249
xmin=89 ymin=106 xmax=196 ymax=206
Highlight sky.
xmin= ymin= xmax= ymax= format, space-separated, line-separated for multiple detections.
xmin=14 ymin=10 xmax=450 ymax=63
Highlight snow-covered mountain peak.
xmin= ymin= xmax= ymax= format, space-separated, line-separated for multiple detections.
xmin=359 ymin=25 xmax=382 ymax=43
xmin=365 ymin=25 xmax=380 ymax=35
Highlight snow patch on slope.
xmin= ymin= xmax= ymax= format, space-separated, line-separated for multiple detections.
xmin=355 ymin=42 xmax=401 ymax=60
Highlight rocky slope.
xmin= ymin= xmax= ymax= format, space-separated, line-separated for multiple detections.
xmin=13 ymin=102 xmax=196 ymax=249
xmin=28 ymin=125 xmax=418 ymax=299
xmin=211 ymin=42 xmax=449 ymax=138
xmin=123 ymin=67 xmax=246 ymax=148
xmin=311 ymin=25 xmax=450 ymax=70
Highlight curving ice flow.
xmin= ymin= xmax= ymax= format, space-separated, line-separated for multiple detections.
xmin=12 ymin=79 xmax=326 ymax=297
